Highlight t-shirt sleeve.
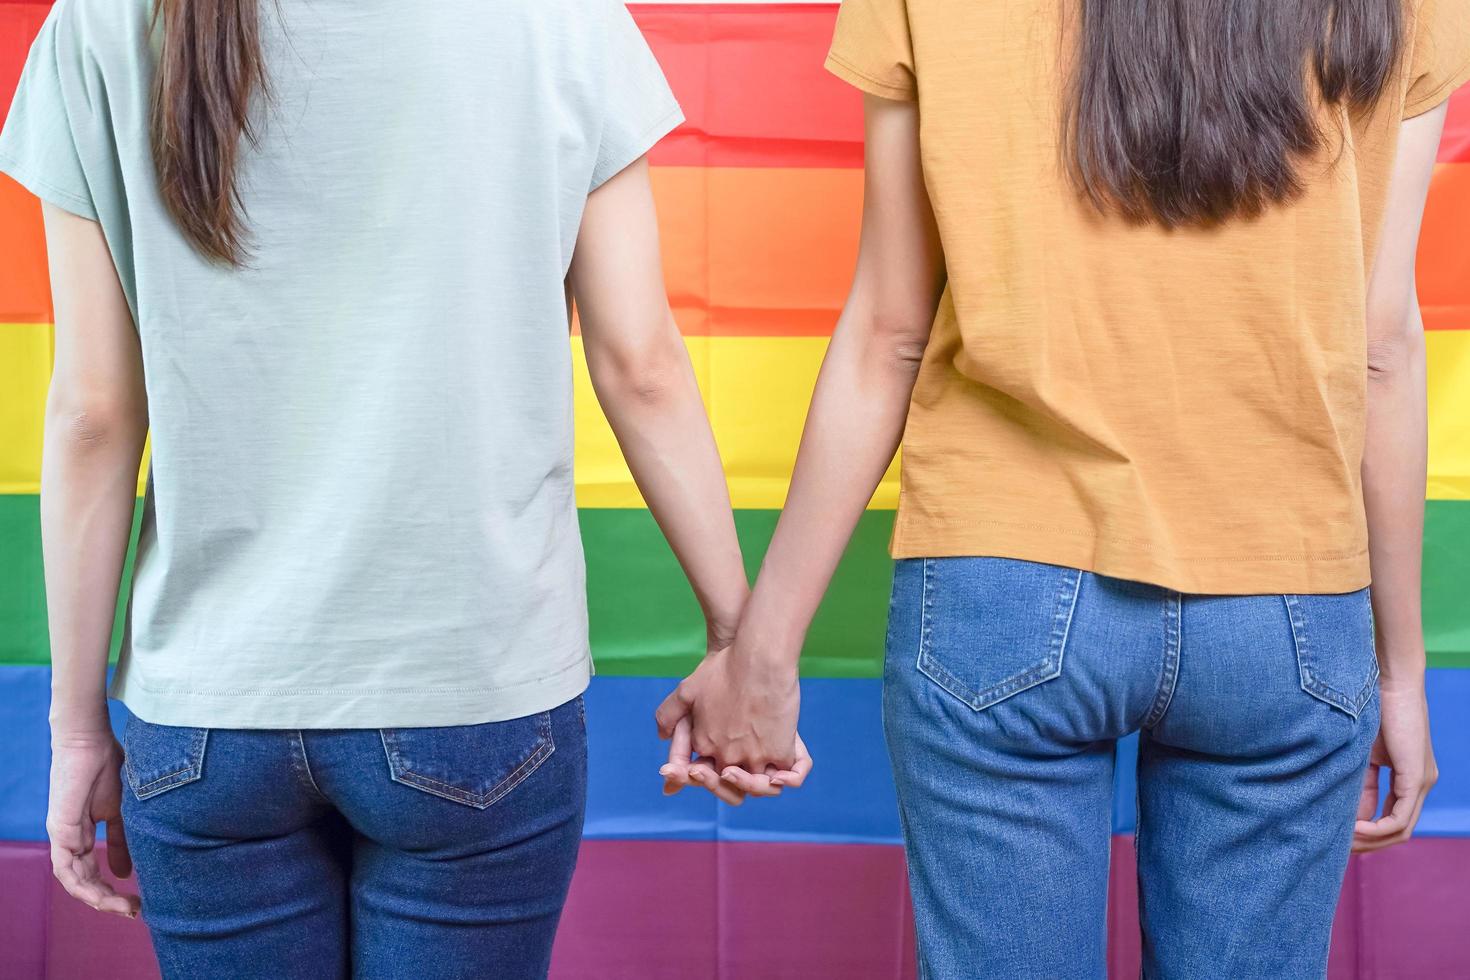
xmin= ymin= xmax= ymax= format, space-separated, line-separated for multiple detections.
xmin=589 ymin=1 xmax=684 ymax=190
xmin=824 ymin=0 xmax=917 ymax=102
xmin=0 ymin=3 xmax=99 ymax=220
xmin=1403 ymin=0 xmax=1470 ymax=118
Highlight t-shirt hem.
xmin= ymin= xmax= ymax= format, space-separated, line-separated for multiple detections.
xmin=1404 ymin=57 xmax=1470 ymax=117
xmin=110 ymin=654 xmax=593 ymax=729
xmin=891 ymin=515 xmax=1371 ymax=596
xmin=0 ymin=149 xmax=98 ymax=220
xmin=823 ymin=52 xmax=917 ymax=102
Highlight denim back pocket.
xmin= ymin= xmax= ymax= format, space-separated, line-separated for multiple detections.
xmin=123 ymin=716 xmax=209 ymax=801
xmin=1285 ymin=590 xmax=1379 ymax=719
xmin=380 ymin=711 xmax=555 ymax=809
xmin=916 ymin=557 xmax=1083 ymax=711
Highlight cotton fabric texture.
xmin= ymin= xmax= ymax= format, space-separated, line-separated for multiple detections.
xmin=0 ymin=0 xmax=683 ymax=727
xmin=827 ymin=0 xmax=1470 ymax=594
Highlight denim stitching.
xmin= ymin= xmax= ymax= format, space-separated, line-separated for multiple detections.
xmin=1285 ymin=595 xmax=1371 ymax=719
xmin=134 ymin=769 xmax=195 ymax=795
xmin=1143 ymin=594 xmax=1182 ymax=729
xmin=291 ymin=731 xmax=328 ymax=802
xmin=381 ymin=713 xmax=556 ymax=809
xmin=130 ymin=728 xmax=209 ymax=799
xmin=1050 ymin=569 xmax=1083 ymax=674
xmin=393 ymin=740 xmax=555 ymax=809
xmin=914 ymin=557 xmax=933 ymax=681
xmin=1287 ymin=595 xmax=1339 ymax=713
xmin=379 ymin=729 xmax=401 ymax=779
xmin=1355 ymin=658 xmax=1381 ymax=711
xmin=917 ymin=561 xmax=1076 ymax=711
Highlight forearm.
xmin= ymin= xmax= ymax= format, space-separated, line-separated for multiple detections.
xmin=590 ymin=332 xmax=749 ymax=637
xmin=739 ymin=325 xmax=922 ymax=663
xmin=1361 ymin=323 xmax=1428 ymax=683
xmin=42 ymin=413 xmax=145 ymax=736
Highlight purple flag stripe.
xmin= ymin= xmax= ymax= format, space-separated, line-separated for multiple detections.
xmin=2 ymin=838 xmax=1468 ymax=979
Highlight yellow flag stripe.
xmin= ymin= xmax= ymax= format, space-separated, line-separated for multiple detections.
xmin=0 ymin=323 xmax=49 ymax=494
xmin=1428 ymin=329 xmax=1470 ymax=500
xmin=3 ymin=323 xmax=1467 ymax=505
xmin=573 ymin=336 xmax=900 ymax=508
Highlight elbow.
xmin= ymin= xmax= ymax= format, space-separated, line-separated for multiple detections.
xmin=45 ymin=397 xmax=146 ymax=454
xmin=589 ymin=333 xmax=690 ymax=409
xmin=884 ymin=337 xmax=929 ymax=370
xmin=866 ymin=312 xmax=932 ymax=375
xmin=619 ymin=362 xmax=681 ymax=406
xmin=1364 ymin=314 xmax=1424 ymax=383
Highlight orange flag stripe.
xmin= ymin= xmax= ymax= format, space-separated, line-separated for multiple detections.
xmin=3 ymin=162 xmax=1467 ymax=332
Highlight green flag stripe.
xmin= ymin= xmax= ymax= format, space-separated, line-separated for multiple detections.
xmin=1 ymin=496 xmax=1466 ymax=673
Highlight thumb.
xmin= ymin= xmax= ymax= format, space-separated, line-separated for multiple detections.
xmin=654 ymin=683 xmax=694 ymax=739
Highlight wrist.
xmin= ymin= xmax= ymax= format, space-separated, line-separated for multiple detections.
xmin=49 ymin=701 xmax=112 ymax=741
xmin=1377 ymin=662 xmax=1427 ymax=689
xmin=697 ymin=556 xmax=750 ymax=635
xmin=742 ymin=586 xmax=808 ymax=652
xmin=730 ymin=619 xmax=803 ymax=674
xmin=1374 ymin=636 xmax=1426 ymax=684
xmin=703 ymin=590 xmax=751 ymax=652
xmin=50 ymin=723 xmax=116 ymax=750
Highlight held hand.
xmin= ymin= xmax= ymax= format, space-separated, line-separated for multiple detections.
xmin=659 ymin=715 xmax=758 ymax=806
xmin=1353 ymin=674 xmax=1437 ymax=852
xmin=654 ymin=633 xmax=812 ymax=802
xmin=722 ymin=730 xmax=814 ymax=794
xmin=47 ymin=728 xmax=140 ymax=918
xmin=656 ymin=640 xmax=801 ymax=776
xmin=659 ymin=712 xmax=814 ymax=804
xmin=655 ymin=624 xmax=757 ymax=805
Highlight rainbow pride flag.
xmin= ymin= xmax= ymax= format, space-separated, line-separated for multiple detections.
xmin=1 ymin=3 xmax=1467 ymax=977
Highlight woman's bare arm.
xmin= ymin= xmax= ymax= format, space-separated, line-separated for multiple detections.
xmin=655 ymin=95 xmax=946 ymax=784
xmin=40 ymin=203 xmax=148 ymax=916
xmin=1353 ymin=103 xmax=1447 ymax=851
xmin=568 ymin=157 xmax=755 ymax=803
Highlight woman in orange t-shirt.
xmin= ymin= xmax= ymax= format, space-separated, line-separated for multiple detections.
xmin=659 ymin=0 xmax=1469 ymax=975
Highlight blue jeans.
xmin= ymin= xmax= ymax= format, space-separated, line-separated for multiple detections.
xmin=883 ymin=558 xmax=1379 ymax=980
xmin=120 ymin=696 xmax=587 ymax=980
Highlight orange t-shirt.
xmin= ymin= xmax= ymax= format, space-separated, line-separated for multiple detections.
xmin=827 ymin=0 xmax=1470 ymax=594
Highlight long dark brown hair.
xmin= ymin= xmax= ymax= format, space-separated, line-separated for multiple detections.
xmin=1064 ymin=0 xmax=1403 ymax=227
xmin=150 ymin=0 xmax=267 ymax=265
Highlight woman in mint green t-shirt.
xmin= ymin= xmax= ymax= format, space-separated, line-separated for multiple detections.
xmin=0 ymin=0 xmax=802 ymax=974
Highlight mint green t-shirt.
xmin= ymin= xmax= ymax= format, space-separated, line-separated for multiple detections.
xmin=0 ymin=0 xmax=682 ymax=727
